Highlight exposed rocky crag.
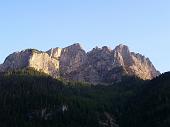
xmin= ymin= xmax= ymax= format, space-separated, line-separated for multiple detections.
xmin=0 ymin=43 xmax=160 ymax=84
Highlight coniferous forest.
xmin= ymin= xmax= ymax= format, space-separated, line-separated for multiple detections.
xmin=0 ymin=68 xmax=170 ymax=127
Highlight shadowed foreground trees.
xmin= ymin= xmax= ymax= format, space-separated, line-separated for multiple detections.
xmin=0 ymin=68 xmax=170 ymax=127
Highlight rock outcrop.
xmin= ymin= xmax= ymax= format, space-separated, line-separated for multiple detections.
xmin=1 ymin=49 xmax=60 ymax=78
xmin=113 ymin=44 xmax=159 ymax=80
xmin=0 ymin=43 xmax=160 ymax=84
xmin=59 ymin=43 xmax=87 ymax=80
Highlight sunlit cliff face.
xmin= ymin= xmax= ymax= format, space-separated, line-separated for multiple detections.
xmin=0 ymin=43 xmax=160 ymax=84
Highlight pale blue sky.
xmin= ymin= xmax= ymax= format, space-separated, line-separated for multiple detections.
xmin=0 ymin=0 xmax=170 ymax=73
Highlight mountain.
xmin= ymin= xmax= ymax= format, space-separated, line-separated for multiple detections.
xmin=0 ymin=43 xmax=160 ymax=83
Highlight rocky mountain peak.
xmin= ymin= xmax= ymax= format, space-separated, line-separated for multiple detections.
xmin=59 ymin=43 xmax=87 ymax=79
xmin=102 ymin=46 xmax=112 ymax=52
xmin=89 ymin=46 xmax=112 ymax=55
xmin=46 ymin=47 xmax=62 ymax=59
xmin=114 ymin=44 xmax=130 ymax=55
xmin=0 ymin=43 xmax=160 ymax=84
xmin=64 ymin=43 xmax=83 ymax=51
xmin=113 ymin=44 xmax=132 ymax=67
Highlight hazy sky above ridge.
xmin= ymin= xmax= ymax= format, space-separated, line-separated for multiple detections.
xmin=0 ymin=0 xmax=170 ymax=73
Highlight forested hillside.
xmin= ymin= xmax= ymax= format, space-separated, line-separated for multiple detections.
xmin=120 ymin=72 xmax=170 ymax=127
xmin=0 ymin=68 xmax=169 ymax=127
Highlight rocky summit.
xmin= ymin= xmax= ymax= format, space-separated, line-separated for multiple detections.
xmin=0 ymin=43 xmax=160 ymax=84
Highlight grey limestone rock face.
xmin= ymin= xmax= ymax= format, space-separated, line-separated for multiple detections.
xmin=2 ymin=49 xmax=33 ymax=71
xmin=80 ymin=46 xmax=115 ymax=83
xmin=1 ymin=49 xmax=61 ymax=78
xmin=59 ymin=43 xmax=87 ymax=80
xmin=29 ymin=50 xmax=60 ymax=78
xmin=0 ymin=43 xmax=160 ymax=84
xmin=46 ymin=47 xmax=62 ymax=60
xmin=113 ymin=44 xmax=159 ymax=80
